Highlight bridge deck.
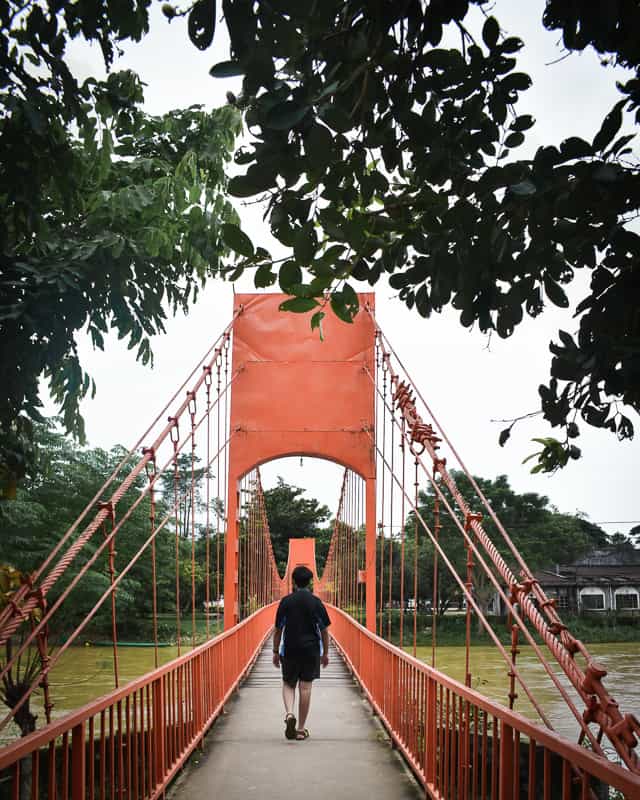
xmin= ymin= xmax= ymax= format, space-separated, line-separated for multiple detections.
xmin=172 ymin=640 xmax=422 ymax=799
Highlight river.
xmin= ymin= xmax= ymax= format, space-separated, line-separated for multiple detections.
xmin=1 ymin=642 xmax=638 ymax=748
xmin=413 ymin=642 xmax=640 ymax=744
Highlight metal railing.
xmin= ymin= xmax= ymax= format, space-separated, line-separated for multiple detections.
xmin=328 ymin=605 xmax=640 ymax=800
xmin=0 ymin=604 xmax=276 ymax=800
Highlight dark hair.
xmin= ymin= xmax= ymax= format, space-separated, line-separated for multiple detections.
xmin=292 ymin=565 xmax=313 ymax=588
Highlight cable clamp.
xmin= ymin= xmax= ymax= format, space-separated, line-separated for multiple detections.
xmin=97 ymin=500 xmax=115 ymax=520
xmin=608 ymin=714 xmax=638 ymax=748
xmin=464 ymin=512 xmax=483 ymax=531
xmin=548 ymin=621 xmax=567 ymax=636
xmin=433 ymin=458 xmax=447 ymax=474
xmin=581 ymin=661 xmax=608 ymax=694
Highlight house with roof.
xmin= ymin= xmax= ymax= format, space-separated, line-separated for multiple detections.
xmin=533 ymin=545 xmax=640 ymax=616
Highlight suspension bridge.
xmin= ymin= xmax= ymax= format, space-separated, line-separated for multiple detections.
xmin=0 ymin=292 xmax=639 ymax=799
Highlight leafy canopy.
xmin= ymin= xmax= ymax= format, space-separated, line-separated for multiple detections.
xmin=262 ymin=476 xmax=331 ymax=570
xmin=401 ymin=470 xmax=609 ymax=615
xmin=185 ymin=0 xmax=640 ymax=472
xmin=0 ymin=424 xmax=180 ymax=637
xmin=0 ymin=1 xmax=241 ymax=493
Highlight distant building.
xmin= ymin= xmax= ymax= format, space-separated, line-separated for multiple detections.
xmin=534 ymin=546 xmax=640 ymax=615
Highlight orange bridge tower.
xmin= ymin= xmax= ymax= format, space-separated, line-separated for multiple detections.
xmin=223 ymin=293 xmax=376 ymax=630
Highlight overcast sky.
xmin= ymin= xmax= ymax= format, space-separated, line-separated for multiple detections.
xmin=59 ymin=2 xmax=639 ymax=536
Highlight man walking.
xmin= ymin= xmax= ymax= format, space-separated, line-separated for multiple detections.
xmin=272 ymin=565 xmax=330 ymax=740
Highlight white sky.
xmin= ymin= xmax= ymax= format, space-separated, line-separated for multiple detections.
xmin=58 ymin=2 xmax=639 ymax=536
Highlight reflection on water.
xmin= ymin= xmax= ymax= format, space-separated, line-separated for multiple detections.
xmin=415 ymin=643 xmax=640 ymax=744
xmin=1 ymin=642 xmax=638 ymax=749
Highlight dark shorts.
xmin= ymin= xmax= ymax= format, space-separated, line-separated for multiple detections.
xmin=281 ymin=652 xmax=320 ymax=687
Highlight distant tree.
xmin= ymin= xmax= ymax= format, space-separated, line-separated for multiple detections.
xmin=262 ymin=477 xmax=331 ymax=571
xmin=158 ymin=453 xmax=218 ymax=539
xmin=402 ymin=471 xmax=609 ymax=622
xmin=0 ymin=424 xmax=178 ymax=635
xmin=608 ymin=531 xmax=636 ymax=552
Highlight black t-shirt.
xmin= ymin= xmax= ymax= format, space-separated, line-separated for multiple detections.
xmin=275 ymin=588 xmax=331 ymax=657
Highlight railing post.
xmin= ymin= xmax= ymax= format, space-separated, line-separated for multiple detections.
xmin=425 ymin=677 xmax=437 ymax=791
xmin=194 ymin=656 xmax=203 ymax=736
xmin=152 ymin=677 xmax=166 ymax=789
xmin=499 ymin=720 xmax=514 ymax=800
xmin=365 ymin=476 xmax=377 ymax=632
xmin=71 ymin=722 xmax=85 ymax=800
xmin=224 ymin=479 xmax=240 ymax=629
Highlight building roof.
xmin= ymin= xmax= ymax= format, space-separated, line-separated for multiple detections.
xmin=534 ymin=546 xmax=640 ymax=587
xmin=570 ymin=547 xmax=640 ymax=567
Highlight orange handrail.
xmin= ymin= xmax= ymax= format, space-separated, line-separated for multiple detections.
xmin=0 ymin=604 xmax=276 ymax=799
xmin=328 ymin=605 xmax=640 ymax=799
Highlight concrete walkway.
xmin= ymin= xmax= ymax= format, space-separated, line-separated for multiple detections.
xmin=172 ymin=641 xmax=422 ymax=799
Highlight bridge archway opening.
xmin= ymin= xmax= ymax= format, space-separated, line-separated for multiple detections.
xmin=257 ymin=454 xmax=350 ymax=578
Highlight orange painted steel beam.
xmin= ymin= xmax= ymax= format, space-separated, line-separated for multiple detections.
xmin=0 ymin=605 xmax=276 ymax=800
xmin=328 ymin=605 xmax=640 ymax=800
xmin=224 ymin=293 xmax=377 ymax=630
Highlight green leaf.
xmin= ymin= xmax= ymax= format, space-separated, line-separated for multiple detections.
xmin=610 ymin=133 xmax=635 ymax=155
xmin=500 ymin=37 xmax=523 ymax=53
xmin=227 ymin=175 xmax=260 ymax=197
xmin=330 ymin=294 xmax=353 ymax=324
xmin=502 ymin=72 xmax=532 ymax=92
xmin=559 ymin=137 xmax=592 ymax=160
xmin=482 ymin=17 xmax=500 ymax=49
xmin=209 ymin=60 xmax=244 ymax=77
xmin=543 ymin=274 xmax=569 ymax=308
xmin=311 ymin=310 xmax=325 ymax=341
xmin=511 ymin=115 xmax=535 ymax=132
xmin=330 ymin=286 xmax=359 ymax=323
xmin=593 ymin=99 xmax=625 ymax=152
xmin=188 ymin=0 xmax=216 ymax=51
xmin=422 ymin=49 xmax=464 ymax=69
xmin=341 ymin=283 xmax=359 ymax=315
xmin=221 ymin=223 xmax=254 ymax=258
xmin=504 ymin=132 xmax=525 ymax=148
xmin=265 ymin=101 xmax=309 ymax=130
xmin=294 ymin=224 xmax=318 ymax=263
xmin=304 ymin=123 xmax=334 ymax=166
xmin=279 ymin=297 xmax=319 ymax=313
xmin=279 ymin=261 xmax=302 ymax=292
xmin=254 ymin=264 xmax=277 ymax=288
xmin=499 ymin=427 xmax=511 ymax=447
xmin=319 ymin=104 xmax=352 ymax=133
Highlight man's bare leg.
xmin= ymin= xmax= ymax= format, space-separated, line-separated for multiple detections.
xmin=298 ymin=681 xmax=312 ymax=731
xmin=283 ymin=682 xmax=296 ymax=716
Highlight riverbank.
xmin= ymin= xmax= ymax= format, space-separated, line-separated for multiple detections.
xmin=379 ymin=611 xmax=640 ymax=647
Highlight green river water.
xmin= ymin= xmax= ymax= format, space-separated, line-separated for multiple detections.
xmin=413 ymin=642 xmax=640 ymax=744
xmin=2 ymin=642 xmax=638 ymax=747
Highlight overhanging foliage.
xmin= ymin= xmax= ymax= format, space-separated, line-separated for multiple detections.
xmin=0 ymin=1 xmax=242 ymax=491
xmin=193 ymin=0 xmax=640 ymax=472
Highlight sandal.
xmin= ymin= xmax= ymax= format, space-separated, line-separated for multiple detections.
xmin=295 ymin=728 xmax=310 ymax=741
xmin=284 ymin=713 xmax=297 ymax=740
